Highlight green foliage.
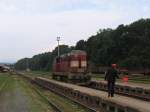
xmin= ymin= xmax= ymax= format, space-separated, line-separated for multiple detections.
xmin=14 ymin=45 xmax=73 ymax=71
xmin=75 ymin=19 xmax=150 ymax=69
xmin=75 ymin=40 xmax=86 ymax=50
xmin=15 ymin=18 xmax=150 ymax=71
xmin=14 ymin=58 xmax=30 ymax=70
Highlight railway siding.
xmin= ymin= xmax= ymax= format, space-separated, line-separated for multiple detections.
xmin=35 ymin=77 xmax=150 ymax=112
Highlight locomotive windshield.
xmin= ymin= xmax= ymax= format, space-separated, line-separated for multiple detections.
xmin=70 ymin=61 xmax=79 ymax=67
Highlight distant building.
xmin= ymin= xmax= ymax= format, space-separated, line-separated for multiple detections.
xmin=0 ymin=65 xmax=10 ymax=72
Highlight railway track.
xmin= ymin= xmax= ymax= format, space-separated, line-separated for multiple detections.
xmin=17 ymin=71 xmax=150 ymax=101
xmin=30 ymin=83 xmax=62 ymax=112
xmin=15 ymin=71 xmax=150 ymax=112
xmin=35 ymin=82 xmax=97 ymax=112
xmin=35 ymin=77 xmax=150 ymax=112
xmin=16 ymin=72 xmax=97 ymax=112
xmin=9 ymin=72 xmax=62 ymax=112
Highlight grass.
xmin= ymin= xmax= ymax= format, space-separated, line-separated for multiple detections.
xmin=19 ymin=77 xmax=54 ymax=112
xmin=0 ymin=73 xmax=54 ymax=112
xmin=23 ymin=71 xmax=52 ymax=79
xmin=91 ymin=73 xmax=150 ymax=84
xmin=0 ymin=72 xmax=92 ymax=112
xmin=128 ymin=78 xmax=150 ymax=84
xmin=0 ymin=73 xmax=10 ymax=91
xmin=34 ymin=84 xmax=92 ymax=112
xmin=21 ymin=71 xmax=92 ymax=112
xmin=21 ymin=71 xmax=91 ymax=112
xmin=91 ymin=74 xmax=105 ymax=81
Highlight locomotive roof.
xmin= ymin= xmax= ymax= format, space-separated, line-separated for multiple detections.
xmin=70 ymin=50 xmax=86 ymax=54
xmin=59 ymin=50 xmax=86 ymax=57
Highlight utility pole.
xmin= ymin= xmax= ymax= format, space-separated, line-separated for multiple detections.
xmin=26 ymin=58 xmax=30 ymax=72
xmin=26 ymin=58 xmax=28 ymax=71
xmin=57 ymin=37 xmax=60 ymax=57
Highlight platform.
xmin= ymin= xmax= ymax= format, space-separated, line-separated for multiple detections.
xmin=39 ymin=78 xmax=150 ymax=112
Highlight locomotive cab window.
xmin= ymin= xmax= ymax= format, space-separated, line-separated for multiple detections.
xmin=56 ymin=57 xmax=61 ymax=63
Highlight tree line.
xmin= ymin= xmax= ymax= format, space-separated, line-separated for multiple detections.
xmin=14 ymin=45 xmax=73 ymax=71
xmin=15 ymin=19 xmax=150 ymax=71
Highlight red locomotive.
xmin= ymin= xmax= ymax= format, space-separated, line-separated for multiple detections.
xmin=52 ymin=50 xmax=91 ymax=85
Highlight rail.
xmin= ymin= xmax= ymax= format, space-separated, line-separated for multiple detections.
xmin=16 ymin=72 xmax=97 ymax=112
xmin=31 ymin=83 xmax=62 ymax=112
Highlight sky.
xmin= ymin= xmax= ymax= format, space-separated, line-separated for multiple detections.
xmin=0 ymin=0 xmax=150 ymax=63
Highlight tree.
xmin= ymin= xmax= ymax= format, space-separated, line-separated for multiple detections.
xmin=75 ymin=40 xmax=86 ymax=50
xmin=15 ymin=45 xmax=73 ymax=71
xmin=15 ymin=18 xmax=150 ymax=71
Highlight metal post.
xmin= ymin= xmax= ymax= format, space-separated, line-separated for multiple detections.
xmin=26 ymin=58 xmax=29 ymax=71
xmin=57 ymin=37 xmax=60 ymax=57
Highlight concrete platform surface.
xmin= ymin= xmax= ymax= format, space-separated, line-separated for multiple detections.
xmin=42 ymin=78 xmax=150 ymax=112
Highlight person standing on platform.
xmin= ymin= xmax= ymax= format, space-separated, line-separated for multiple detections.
xmin=105 ymin=64 xmax=119 ymax=97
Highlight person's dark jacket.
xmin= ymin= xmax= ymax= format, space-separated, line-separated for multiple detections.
xmin=105 ymin=68 xmax=119 ymax=82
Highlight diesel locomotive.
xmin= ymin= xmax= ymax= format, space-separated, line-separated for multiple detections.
xmin=52 ymin=50 xmax=91 ymax=85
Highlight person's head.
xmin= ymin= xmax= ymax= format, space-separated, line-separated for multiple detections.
xmin=111 ymin=64 xmax=117 ymax=69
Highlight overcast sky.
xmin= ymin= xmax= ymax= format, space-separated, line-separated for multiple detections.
xmin=0 ymin=0 xmax=150 ymax=63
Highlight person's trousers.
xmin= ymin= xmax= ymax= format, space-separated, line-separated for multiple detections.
xmin=107 ymin=81 xmax=115 ymax=97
